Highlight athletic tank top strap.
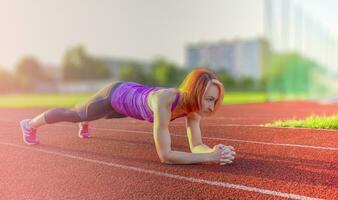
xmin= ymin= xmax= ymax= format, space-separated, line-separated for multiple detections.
xmin=169 ymin=91 xmax=187 ymax=121
xmin=170 ymin=91 xmax=180 ymax=111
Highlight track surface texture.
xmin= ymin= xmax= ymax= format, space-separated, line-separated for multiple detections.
xmin=0 ymin=101 xmax=337 ymax=200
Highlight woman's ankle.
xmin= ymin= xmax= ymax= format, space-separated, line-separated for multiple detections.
xmin=28 ymin=119 xmax=41 ymax=129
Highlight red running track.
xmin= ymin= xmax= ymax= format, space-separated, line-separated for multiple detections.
xmin=0 ymin=101 xmax=337 ymax=199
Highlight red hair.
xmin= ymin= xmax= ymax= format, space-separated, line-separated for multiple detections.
xmin=178 ymin=67 xmax=224 ymax=114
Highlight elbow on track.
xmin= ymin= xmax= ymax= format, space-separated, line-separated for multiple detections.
xmin=160 ymin=159 xmax=173 ymax=165
xmin=159 ymin=154 xmax=174 ymax=165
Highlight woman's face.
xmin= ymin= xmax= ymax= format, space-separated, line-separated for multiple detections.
xmin=199 ymin=83 xmax=219 ymax=115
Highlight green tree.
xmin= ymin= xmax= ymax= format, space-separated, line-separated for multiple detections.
xmin=237 ymin=76 xmax=255 ymax=91
xmin=151 ymin=58 xmax=183 ymax=86
xmin=119 ymin=62 xmax=149 ymax=84
xmin=62 ymin=45 xmax=110 ymax=81
xmin=15 ymin=56 xmax=46 ymax=91
xmin=216 ymin=69 xmax=236 ymax=91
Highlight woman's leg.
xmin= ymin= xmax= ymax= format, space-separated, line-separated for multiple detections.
xmin=21 ymin=107 xmax=84 ymax=144
xmin=21 ymin=81 xmax=126 ymax=144
xmin=28 ymin=108 xmax=81 ymax=129
xmin=29 ymin=82 xmax=123 ymax=129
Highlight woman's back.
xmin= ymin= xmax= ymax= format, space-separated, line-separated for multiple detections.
xmin=110 ymin=82 xmax=181 ymax=122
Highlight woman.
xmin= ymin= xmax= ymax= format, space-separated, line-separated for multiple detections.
xmin=20 ymin=67 xmax=236 ymax=165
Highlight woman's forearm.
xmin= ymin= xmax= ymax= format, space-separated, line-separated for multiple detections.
xmin=163 ymin=150 xmax=212 ymax=164
xmin=191 ymin=144 xmax=213 ymax=153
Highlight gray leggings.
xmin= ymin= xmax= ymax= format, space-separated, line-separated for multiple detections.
xmin=44 ymin=81 xmax=127 ymax=124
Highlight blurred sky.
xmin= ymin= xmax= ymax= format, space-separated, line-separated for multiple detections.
xmin=0 ymin=0 xmax=337 ymax=70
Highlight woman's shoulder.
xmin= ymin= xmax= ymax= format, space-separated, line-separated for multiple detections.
xmin=149 ymin=88 xmax=179 ymax=105
xmin=152 ymin=88 xmax=178 ymax=98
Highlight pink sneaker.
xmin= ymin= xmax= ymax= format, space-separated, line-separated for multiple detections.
xmin=20 ymin=119 xmax=39 ymax=145
xmin=78 ymin=122 xmax=90 ymax=138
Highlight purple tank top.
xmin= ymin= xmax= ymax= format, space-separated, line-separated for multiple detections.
xmin=110 ymin=82 xmax=184 ymax=122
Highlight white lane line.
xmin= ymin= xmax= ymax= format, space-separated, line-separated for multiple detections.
xmin=176 ymin=135 xmax=338 ymax=151
xmin=260 ymin=125 xmax=338 ymax=132
xmin=205 ymin=124 xmax=338 ymax=132
xmin=3 ymin=119 xmax=338 ymax=132
xmin=173 ymin=122 xmax=264 ymax=127
xmin=54 ymin=125 xmax=338 ymax=151
xmin=2 ymin=119 xmax=336 ymax=150
xmin=0 ymin=141 xmax=323 ymax=200
xmin=173 ymin=122 xmax=338 ymax=132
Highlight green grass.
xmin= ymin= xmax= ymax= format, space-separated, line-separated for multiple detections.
xmin=0 ymin=91 xmax=269 ymax=108
xmin=0 ymin=93 xmax=92 ymax=108
xmin=222 ymin=92 xmax=268 ymax=104
xmin=266 ymin=115 xmax=338 ymax=130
